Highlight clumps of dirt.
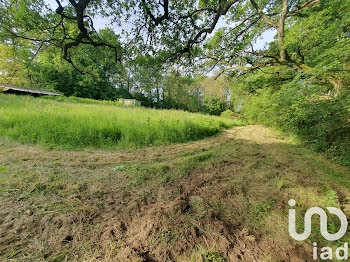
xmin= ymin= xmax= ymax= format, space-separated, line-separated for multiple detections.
xmin=94 ymin=197 xmax=309 ymax=261
xmin=85 ymin=170 xmax=310 ymax=262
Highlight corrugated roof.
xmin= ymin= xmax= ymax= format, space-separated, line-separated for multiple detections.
xmin=0 ymin=85 xmax=62 ymax=96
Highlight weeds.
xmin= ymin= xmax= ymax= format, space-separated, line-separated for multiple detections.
xmin=252 ymin=198 xmax=276 ymax=221
xmin=192 ymin=247 xmax=226 ymax=262
xmin=0 ymin=94 xmax=237 ymax=149
xmin=320 ymin=182 xmax=339 ymax=207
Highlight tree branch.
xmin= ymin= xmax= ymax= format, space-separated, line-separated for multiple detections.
xmin=291 ymin=0 xmax=321 ymax=14
xmin=141 ymin=0 xmax=169 ymax=26
xmin=249 ymin=0 xmax=278 ymax=28
xmin=169 ymin=0 xmax=240 ymax=60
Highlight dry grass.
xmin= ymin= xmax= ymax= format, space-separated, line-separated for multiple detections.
xmin=1 ymin=125 xmax=350 ymax=261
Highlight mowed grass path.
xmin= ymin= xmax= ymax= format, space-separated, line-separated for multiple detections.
xmin=1 ymin=125 xmax=349 ymax=261
xmin=0 ymin=94 xmax=238 ymax=149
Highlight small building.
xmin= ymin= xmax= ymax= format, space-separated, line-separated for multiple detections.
xmin=118 ymin=98 xmax=141 ymax=107
xmin=0 ymin=85 xmax=62 ymax=97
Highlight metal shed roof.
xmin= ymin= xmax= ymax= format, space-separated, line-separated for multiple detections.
xmin=0 ymin=85 xmax=62 ymax=96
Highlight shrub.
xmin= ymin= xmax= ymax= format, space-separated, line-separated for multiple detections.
xmin=202 ymin=96 xmax=226 ymax=116
xmin=221 ymin=109 xmax=240 ymax=119
xmin=243 ymin=86 xmax=350 ymax=167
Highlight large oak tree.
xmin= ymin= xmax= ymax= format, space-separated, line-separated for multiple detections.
xmin=0 ymin=0 xmax=348 ymax=90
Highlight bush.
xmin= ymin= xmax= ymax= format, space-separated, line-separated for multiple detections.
xmin=202 ymin=96 xmax=226 ymax=116
xmin=243 ymin=86 xmax=350 ymax=167
xmin=221 ymin=109 xmax=240 ymax=119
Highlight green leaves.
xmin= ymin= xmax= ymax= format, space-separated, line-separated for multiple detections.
xmin=198 ymin=0 xmax=220 ymax=9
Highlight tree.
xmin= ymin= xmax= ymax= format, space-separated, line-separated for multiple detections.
xmin=203 ymin=0 xmax=349 ymax=91
xmin=0 ymin=38 xmax=35 ymax=86
xmin=2 ymin=0 xmax=345 ymax=85
xmin=1 ymin=0 xmax=348 ymax=110
xmin=196 ymin=75 xmax=232 ymax=107
xmin=28 ymin=28 xmax=130 ymax=100
xmin=162 ymin=71 xmax=199 ymax=110
xmin=202 ymin=96 xmax=226 ymax=115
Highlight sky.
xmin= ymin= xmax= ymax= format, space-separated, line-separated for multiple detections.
xmin=45 ymin=0 xmax=276 ymax=50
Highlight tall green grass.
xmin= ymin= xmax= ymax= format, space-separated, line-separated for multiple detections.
xmin=0 ymin=94 xmax=240 ymax=149
xmin=41 ymin=95 xmax=124 ymax=106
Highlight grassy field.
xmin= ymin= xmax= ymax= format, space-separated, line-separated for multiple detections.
xmin=1 ymin=94 xmax=350 ymax=261
xmin=0 ymin=94 xmax=239 ymax=149
xmin=41 ymin=95 xmax=125 ymax=106
xmin=1 ymin=125 xmax=349 ymax=261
